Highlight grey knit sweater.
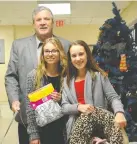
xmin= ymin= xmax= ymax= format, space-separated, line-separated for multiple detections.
xmin=25 ymin=69 xmax=42 ymax=141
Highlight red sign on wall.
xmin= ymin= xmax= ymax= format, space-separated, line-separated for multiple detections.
xmin=55 ymin=20 xmax=64 ymax=27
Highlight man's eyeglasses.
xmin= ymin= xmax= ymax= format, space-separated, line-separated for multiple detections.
xmin=44 ymin=49 xmax=59 ymax=55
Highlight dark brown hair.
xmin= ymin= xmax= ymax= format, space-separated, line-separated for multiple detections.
xmin=67 ymin=40 xmax=107 ymax=86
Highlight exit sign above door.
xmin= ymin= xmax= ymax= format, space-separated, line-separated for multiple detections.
xmin=55 ymin=20 xmax=64 ymax=27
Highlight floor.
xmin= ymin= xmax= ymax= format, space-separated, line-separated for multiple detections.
xmin=0 ymin=118 xmax=18 ymax=144
xmin=0 ymin=117 xmax=137 ymax=144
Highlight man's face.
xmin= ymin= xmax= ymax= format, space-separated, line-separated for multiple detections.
xmin=33 ymin=10 xmax=54 ymax=37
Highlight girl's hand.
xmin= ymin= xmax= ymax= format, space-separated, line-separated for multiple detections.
xmin=51 ymin=92 xmax=61 ymax=102
xmin=77 ymin=104 xmax=94 ymax=115
xmin=115 ymin=112 xmax=127 ymax=128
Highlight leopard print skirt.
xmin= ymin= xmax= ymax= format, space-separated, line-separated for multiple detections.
xmin=69 ymin=107 xmax=124 ymax=144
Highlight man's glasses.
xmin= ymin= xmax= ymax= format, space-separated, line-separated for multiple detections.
xmin=44 ymin=49 xmax=59 ymax=55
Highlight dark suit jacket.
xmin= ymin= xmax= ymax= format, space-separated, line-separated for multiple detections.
xmin=5 ymin=34 xmax=71 ymax=124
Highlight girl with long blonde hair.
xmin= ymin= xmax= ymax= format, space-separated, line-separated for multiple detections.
xmin=26 ymin=37 xmax=67 ymax=144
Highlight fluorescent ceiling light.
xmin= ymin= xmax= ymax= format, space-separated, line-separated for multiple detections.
xmin=38 ymin=3 xmax=71 ymax=15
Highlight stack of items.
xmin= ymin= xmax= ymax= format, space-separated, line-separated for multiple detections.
xmin=28 ymin=83 xmax=54 ymax=110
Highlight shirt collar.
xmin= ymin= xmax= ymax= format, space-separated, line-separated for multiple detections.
xmin=35 ymin=34 xmax=55 ymax=49
xmin=35 ymin=36 xmax=42 ymax=49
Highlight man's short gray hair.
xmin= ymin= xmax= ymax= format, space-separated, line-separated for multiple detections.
xmin=32 ymin=6 xmax=54 ymax=22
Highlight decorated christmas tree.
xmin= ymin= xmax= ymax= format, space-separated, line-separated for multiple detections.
xmin=93 ymin=2 xmax=137 ymax=142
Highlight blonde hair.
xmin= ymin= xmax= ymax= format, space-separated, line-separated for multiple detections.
xmin=35 ymin=37 xmax=67 ymax=89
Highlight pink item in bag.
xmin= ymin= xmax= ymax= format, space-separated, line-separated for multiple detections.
xmin=30 ymin=95 xmax=52 ymax=109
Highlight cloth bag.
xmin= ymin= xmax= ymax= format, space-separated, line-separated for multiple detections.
xmin=35 ymin=99 xmax=63 ymax=127
xmin=28 ymin=83 xmax=63 ymax=127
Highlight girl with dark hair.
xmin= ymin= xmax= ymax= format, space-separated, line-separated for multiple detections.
xmin=61 ymin=40 xmax=128 ymax=144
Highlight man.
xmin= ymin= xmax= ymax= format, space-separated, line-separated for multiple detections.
xmin=5 ymin=6 xmax=70 ymax=144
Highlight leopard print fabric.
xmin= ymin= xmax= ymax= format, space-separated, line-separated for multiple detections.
xmin=69 ymin=107 xmax=124 ymax=144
